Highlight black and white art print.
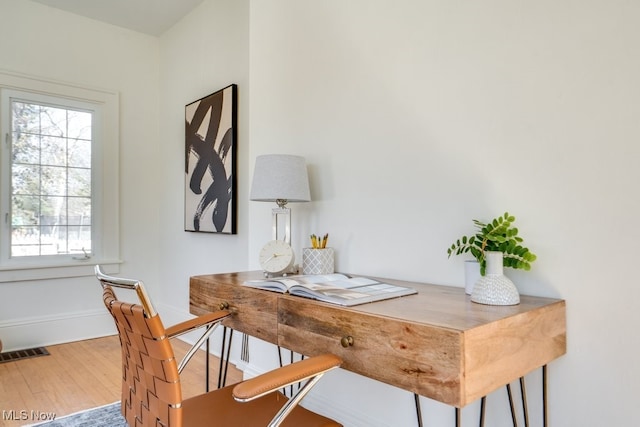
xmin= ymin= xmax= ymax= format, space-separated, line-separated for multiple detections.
xmin=185 ymin=84 xmax=237 ymax=234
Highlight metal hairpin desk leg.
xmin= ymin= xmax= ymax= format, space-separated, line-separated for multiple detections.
xmin=205 ymin=338 xmax=210 ymax=392
xmin=217 ymin=326 xmax=234 ymax=388
xmin=277 ymin=346 xmax=297 ymax=397
xmin=479 ymin=396 xmax=486 ymax=427
xmin=413 ymin=365 xmax=548 ymax=427
xmin=412 ymin=395 xmax=467 ymax=427
xmin=520 ymin=377 xmax=530 ymax=427
xmin=543 ymin=365 xmax=548 ymax=427
xmin=290 ymin=349 xmax=294 ymax=396
xmin=506 ymin=383 xmax=518 ymax=426
xmin=277 ymin=346 xmax=284 ymax=395
xmin=414 ymin=394 xmax=423 ymax=427
xmin=217 ymin=327 xmax=227 ymax=388
xmin=223 ymin=328 xmax=234 ymax=387
xmin=241 ymin=333 xmax=249 ymax=364
xmin=479 ymin=366 xmax=547 ymax=427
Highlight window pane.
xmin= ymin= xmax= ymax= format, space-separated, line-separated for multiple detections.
xmin=68 ymin=197 xmax=91 ymax=224
xmin=12 ymin=101 xmax=40 ymax=134
xmin=41 ymin=196 xmax=66 ymax=227
xmin=68 ymin=139 xmax=91 ymax=168
xmin=11 ymin=165 xmax=40 ymax=195
xmin=47 ymin=227 xmax=68 ymax=254
xmin=41 ymin=166 xmax=67 ymax=196
xmin=41 ymin=136 xmax=67 ymax=166
xmin=68 ymin=110 xmax=91 ymax=140
xmin=12 ymin=245 xmax=41 ymax=257
xmin=68 ymin=226 xmax=91 ymax=253
xmin=12 ymin=196 xmax=40 ymax=225
xmin=40 ymin=105 xmax=67 ymax=137
xmin=12 ymin=132 xmax=40 ymax=164
xmin=11 ymin=226 xmax=41 ymax=257
xmin=68 ymin=168 xmax=90 ymax=197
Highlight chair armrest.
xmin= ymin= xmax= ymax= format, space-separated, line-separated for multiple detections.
xmin=165 ymin=310 xmax=231 ymax=374
xmin=233 ymin=354 xmax=342 ymax=402
xmin=165 ymin=311 xmax=231 ymax=338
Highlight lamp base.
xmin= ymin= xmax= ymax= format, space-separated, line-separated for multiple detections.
xmin=272 ymin=207 xmax=291 ymax=243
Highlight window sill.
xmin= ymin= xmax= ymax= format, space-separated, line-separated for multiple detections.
xmin=0 ymin=260 xmax=122 ymax=283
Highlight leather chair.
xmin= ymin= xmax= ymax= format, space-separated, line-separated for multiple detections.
xmin=96 ymin=266 xmax=342 ymax=427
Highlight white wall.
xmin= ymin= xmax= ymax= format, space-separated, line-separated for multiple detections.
xmin=155 ymin=0 xmax=250 ymax=327
xmin=246 ymin=1 xmax=640 ymax=426
xmin=0 ymin=0 xmax=162 ymax=348
xmin=2 ymin=0 xmax=639 ymax=426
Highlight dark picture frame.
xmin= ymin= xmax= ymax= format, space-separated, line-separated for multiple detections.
xmin=184 ymin=84 xmax=237 ymax=234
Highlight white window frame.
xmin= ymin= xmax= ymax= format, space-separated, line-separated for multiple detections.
xmin=0 ymin=70 xmax=120 ymax=282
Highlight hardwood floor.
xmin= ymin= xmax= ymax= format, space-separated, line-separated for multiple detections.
xmin=0 ymin=335 xmax=242 ymax=427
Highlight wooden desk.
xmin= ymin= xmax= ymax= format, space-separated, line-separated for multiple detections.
xmin=189 ymin=271 xmax=566 ymax=408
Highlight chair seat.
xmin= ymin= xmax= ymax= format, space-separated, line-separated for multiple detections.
xmin=182 ymin=384 xmax=341 ymax=427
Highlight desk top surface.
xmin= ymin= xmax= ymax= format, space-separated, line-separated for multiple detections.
xmin=191 ymin=270 xmax=564 ymax=332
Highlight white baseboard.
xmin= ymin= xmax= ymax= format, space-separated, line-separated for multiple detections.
xmin=0 ymin=309 xmax=116 ymax=352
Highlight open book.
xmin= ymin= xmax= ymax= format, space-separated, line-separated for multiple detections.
xmin=243 ymin=273 xmax=417 ymax=306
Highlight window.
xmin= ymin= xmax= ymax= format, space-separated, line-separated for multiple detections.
xmin=0 ymin=71 xmax=120 ymax=281
xmin=8 ymin=93 xmax=93 ymax=258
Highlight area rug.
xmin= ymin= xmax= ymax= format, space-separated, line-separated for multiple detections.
xmin=28 ymin=402 xmax=126 ymax=427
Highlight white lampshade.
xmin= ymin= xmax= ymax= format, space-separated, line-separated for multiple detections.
xmin=250 ymin=154 xmax=311 ymax=204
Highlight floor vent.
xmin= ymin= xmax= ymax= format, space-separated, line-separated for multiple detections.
xmin=0 ymin=347 xmax=50 ymax=364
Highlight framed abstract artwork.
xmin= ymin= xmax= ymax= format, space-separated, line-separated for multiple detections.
xmin=184 ymin=84 xmax=237 ymax=234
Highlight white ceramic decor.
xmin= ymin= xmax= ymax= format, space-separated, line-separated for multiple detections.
xmin=471 ymin=251 xmax=520 ymax=305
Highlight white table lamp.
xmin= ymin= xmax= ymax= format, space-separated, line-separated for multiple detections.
xmin=250 ymin=154 xmax=310 ymax=243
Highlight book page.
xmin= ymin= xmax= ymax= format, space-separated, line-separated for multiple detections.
xmin=324 ymin=277 xmax=379 ymax=289
xmin=291 ymin=283 xmax=370 ymax=300
xmin=283 ymin=273 xmax=350 ymax=285
xmin=347 ymin=282 xmax=411 ymax=295
xmin=242 ymin=279 xmax=289 ymax=292
xmin=243 ymin=273 xmax=350 ymax=292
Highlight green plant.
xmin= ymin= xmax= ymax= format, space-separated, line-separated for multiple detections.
xmin=447 ymin=212 xmax=537 ymax=275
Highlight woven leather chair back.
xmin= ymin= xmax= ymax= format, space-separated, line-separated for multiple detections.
xmin=103 ymin=286 xmax=183 ymax=427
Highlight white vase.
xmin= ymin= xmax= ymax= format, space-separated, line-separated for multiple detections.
xmin=464 ymin=260 xmax=480 ymax=295
xmin=471 ymin=251 xmax=520 ymax=305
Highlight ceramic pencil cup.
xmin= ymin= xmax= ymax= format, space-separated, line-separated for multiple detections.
xmin=302 ymin=248 xmax=335 ymax=275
